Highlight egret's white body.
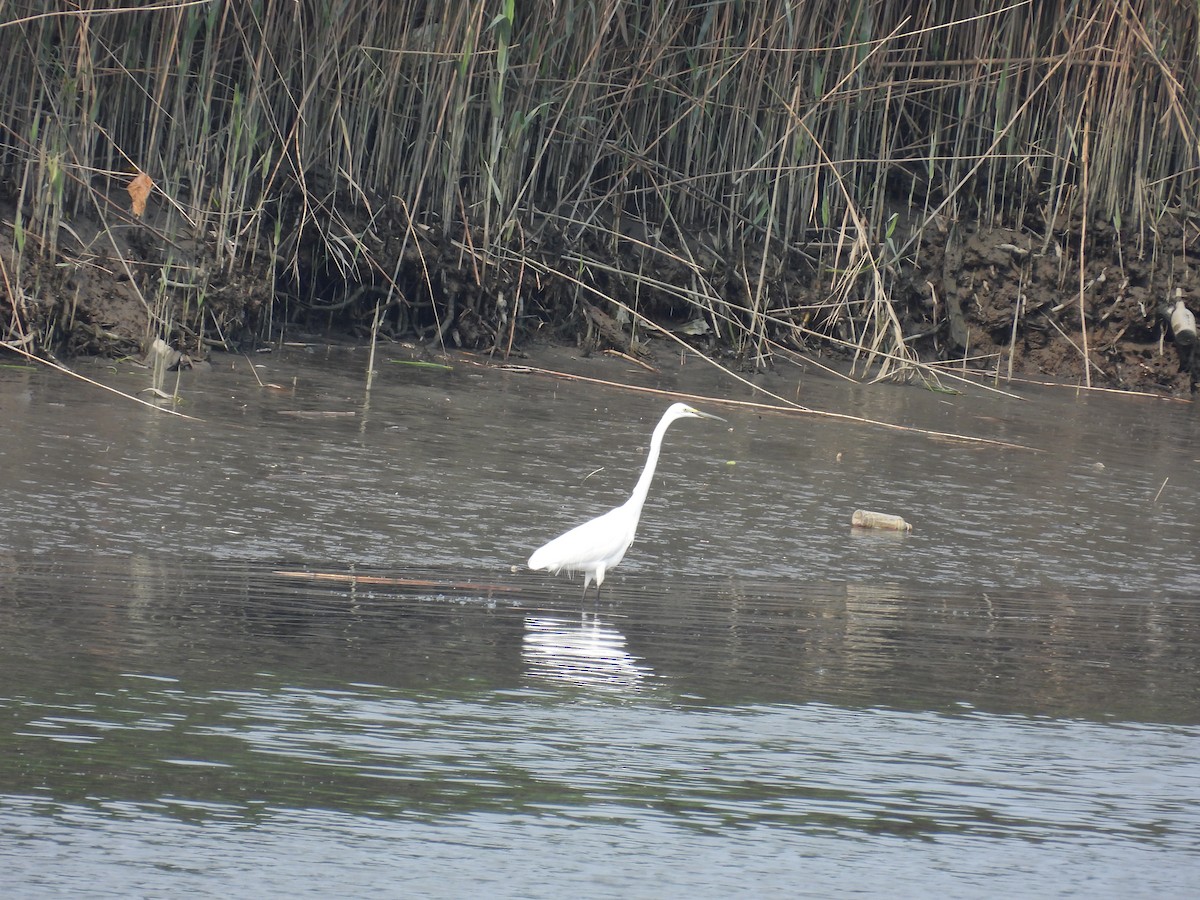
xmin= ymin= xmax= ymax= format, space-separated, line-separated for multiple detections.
xmin=527 ymin=402 xmax=723 ymax=596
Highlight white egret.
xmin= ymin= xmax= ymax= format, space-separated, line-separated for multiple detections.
xmin=528 ymin=402 xmax=724 ymax=597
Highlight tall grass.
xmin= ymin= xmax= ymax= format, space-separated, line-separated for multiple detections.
xmin=1 ymin=0 xmax=1197 ymax=378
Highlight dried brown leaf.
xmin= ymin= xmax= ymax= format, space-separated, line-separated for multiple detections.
xmin=127 ymin=171 xmax=153 ymax=218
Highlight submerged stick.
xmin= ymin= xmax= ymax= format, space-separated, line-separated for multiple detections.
xmin=274 ymin=570 xmax=521 ymax=593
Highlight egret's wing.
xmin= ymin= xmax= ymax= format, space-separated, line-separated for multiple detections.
xmin=528 ymin=505 xmax=635 ymax=573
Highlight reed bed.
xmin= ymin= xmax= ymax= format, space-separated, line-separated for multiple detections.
xmin=0 ymin=0 xmax=1197 ymax=385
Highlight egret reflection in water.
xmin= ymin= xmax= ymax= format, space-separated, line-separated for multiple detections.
xmin=522 ymin=616 xmax=651 ymax=692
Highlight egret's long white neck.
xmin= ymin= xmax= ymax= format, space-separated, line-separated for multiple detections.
xmin=626 ymin=411 xmax=676 ymax=513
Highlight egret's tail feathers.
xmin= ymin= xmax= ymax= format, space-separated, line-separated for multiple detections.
xmin=527 ymin=545 xmax=554 ymax=571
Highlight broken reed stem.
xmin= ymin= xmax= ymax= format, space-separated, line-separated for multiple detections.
xmin=366 ymin=298 xmax=382 ymax=391
xmin=491 ymin=361 xmax=1040 ymax=453
xmin=1078 ymin=81 xmax=1093 ymax=390
xmin=1152 ymin=477 xmax=1169 ymax=504
xmin=0 ymin=340 xmax=202 ymax=420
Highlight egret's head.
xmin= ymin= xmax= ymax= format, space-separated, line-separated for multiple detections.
xmin=666 ymin=401 xmax=725 ymax=423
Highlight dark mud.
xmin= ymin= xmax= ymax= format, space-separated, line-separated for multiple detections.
xmin=900 ymin=218 xmax=1200 ymax=395
xmin=2 ymin=196 xmax=1196 ymax=395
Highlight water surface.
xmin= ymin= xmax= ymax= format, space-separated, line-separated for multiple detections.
xmin=1 ymin=348 xmax=1198 ymax=896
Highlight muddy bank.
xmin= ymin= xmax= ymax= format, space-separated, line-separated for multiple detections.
xmin=1 ymin=197 xmax=1196 ymax=396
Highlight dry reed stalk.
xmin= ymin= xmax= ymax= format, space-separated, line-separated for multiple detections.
xmin=492 ymin=361 xmax=1039 ymax=452
xmin=0 ymin=0 xmax=1196 ymax=388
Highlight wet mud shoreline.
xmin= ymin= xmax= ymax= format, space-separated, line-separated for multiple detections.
xmin=5 ymin=210 xmax=1196 ymax=399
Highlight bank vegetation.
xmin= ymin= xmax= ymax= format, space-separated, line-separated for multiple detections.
xmin=1 ymin=1 xmax=1198 ymax=392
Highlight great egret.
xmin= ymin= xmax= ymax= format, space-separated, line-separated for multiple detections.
xmin=528 ymin=401 xmax=724 ymax=597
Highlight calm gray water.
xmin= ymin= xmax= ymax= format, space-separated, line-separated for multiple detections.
xmin=2 ymin=347 xmax=1199 ymax=897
